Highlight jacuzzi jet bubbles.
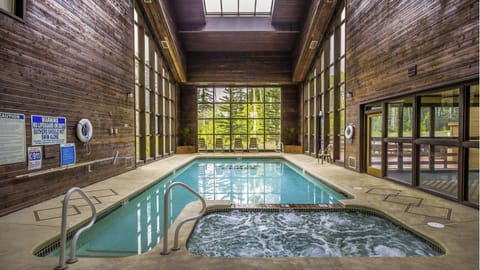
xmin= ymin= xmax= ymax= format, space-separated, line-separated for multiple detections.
xmin=187 ymin=210 xmax=443 ymax=257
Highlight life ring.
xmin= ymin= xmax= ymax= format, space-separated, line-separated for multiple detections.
xmin=76 ymin=119 xmax=93 ymax=143
xmin=345 ymin=124 xmax=354 ymax=140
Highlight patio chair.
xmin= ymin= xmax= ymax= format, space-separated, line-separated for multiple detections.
xmin=249 ymin=137 xmax=259 ymax=152
xmin=215 ymin=138 xmax=224 ymax=152
xmin=317 ymin=144 xmax=333 ymax=164
xmin=233 ymin=137 xmax=243 ymax=152
xmin=198 ymin=137 xmax=207 ymax=152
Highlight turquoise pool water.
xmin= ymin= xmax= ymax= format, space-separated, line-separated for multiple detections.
xmin=46 ymin=158 xmax=346 ymax=257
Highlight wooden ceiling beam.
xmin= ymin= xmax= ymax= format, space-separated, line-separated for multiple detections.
xmin=140 ymin=0 xmax=187 ymax=82
xmin=292 ymin=0 xmax=337 ymax=82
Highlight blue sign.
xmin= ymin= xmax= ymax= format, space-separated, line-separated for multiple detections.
xmin=60 ymin=143 xmax=76 ymax=167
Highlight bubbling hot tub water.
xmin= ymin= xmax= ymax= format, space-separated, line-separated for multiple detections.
xmin=187 ymin=210 xmax=443 ymax=257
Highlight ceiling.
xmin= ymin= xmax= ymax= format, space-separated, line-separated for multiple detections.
xmin=144 ymin=0 xmax=337 ymax=84
xmin=171 ymin=0 xmax=309 ymax=53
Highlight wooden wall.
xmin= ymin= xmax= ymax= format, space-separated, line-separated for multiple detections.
xmin=187 ymin=52 xmax=293 ymax=84
xmin=177 ymin=86 xmax=197 ymax=147
xmin=345 ymin=0 xmax=479 ymax=170
xmin=281 ymin=85 xmax=300 ymax=144
xmin=0 ymin=0 xmax=135 ymax=215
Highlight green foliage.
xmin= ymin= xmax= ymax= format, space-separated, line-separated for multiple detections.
xmin=178 ymin=127 xmax=193 ymax=146
xmin=285 ymin=127 xmax=298 ymax=145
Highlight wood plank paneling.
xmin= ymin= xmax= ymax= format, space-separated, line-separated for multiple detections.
xmin=187 ymin=52 xmax=293 ymax=84
xmin=281 ymin=85 xmax=300 ymax=144
xmin=344 ymin=0 xmax=479 ymax=170
xmin=0 ymin=0 xmax=135 ymax=215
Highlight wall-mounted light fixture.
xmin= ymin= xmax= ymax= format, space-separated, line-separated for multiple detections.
xmin=347 ymin=91 xmax=353 ymax=98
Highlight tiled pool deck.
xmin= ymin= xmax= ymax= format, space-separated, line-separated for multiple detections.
xmin=0 ymin=153 xmax=478 ymax=270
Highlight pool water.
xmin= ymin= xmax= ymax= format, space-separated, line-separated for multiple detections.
xmin=188 ymin=210 xmax=443 ymax=257
xmin=45 ymin=158 xmax=346 ymax=257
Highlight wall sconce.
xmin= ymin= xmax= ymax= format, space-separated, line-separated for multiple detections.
xmin=347 ymin=91 xmax=353 ymax=98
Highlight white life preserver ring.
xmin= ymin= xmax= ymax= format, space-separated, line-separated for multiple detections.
xmin=76 ymin=119 xmax=93 ymax=143
xmin=345 ymin=124 xmax=354 ymax=140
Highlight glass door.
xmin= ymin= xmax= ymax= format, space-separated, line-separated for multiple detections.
xmin=367 ymin=113 xmax=382 ymax=177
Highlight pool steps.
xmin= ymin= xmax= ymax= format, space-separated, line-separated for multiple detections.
xmin=161 ymin=182 xmax=206 ymax=255
xmin=55 ymin=187 xmax=97 ymax=270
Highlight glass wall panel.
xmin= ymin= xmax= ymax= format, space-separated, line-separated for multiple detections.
xmin=198 ymin=87 xmax=280 ymax=150
xmin=197 ymin=104 xmax=213 ymax=118
xmin=467 ymin=148 xmax=479 ymax=204
xmin=231 ymin=104 xmax=247 ymax=118
xmin=198 ymin=119 xmax=213 ymax=134
xmin=420 ymin=89 xmax=459 ymax=138
xmin=387 ymin=99 xmax=413 ymax=137
xmin=197 ymin=88 xmax=214 ymax=103
xmin=231 ymin=87 xmax=247 ymax=102
xmin=386 ymin=143 xmax=413 ymax=184
xmin=215 ymin=88 xmax=230 ymax=102
xmin=419 ymin=144 xmax=458 ymax=198
xmin=248 ymin=119 xmax=264 ymax=134
xmin=248 ymin=88 xmax=264 ymax=103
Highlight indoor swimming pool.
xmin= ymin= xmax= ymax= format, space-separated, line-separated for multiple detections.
xmin=40 ymin=158 xmax=347 ymax=257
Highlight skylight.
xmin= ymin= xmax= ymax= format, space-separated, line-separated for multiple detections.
xmin=204 ymin=0 xmax=274 ymax=16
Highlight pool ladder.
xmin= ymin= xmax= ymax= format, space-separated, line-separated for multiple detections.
xmin=161 ymin=182 xmax=206 ymax=255
xmin=55 ymin=187 xmax=97 ymax=270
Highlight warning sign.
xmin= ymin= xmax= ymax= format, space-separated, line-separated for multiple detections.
xmin=31 ymin=115 xmax=67 ymax=145
xmin=0 ymin=112 xmax=26 ymax=165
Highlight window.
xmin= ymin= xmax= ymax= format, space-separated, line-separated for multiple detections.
xmin=197 ymin=87 xmax=281 ymax=151
xmin=368 ymin=83 xmax=478 ymax=205
xmin=0 ymin=0 xmax=25 ymax=19
xmin=204 ymin=0 xmax=273 ymax=16
xmin=134 ymin=6 xmax=176 ymax=163
xmin=303 ymin=5 xmax=346 ymax=162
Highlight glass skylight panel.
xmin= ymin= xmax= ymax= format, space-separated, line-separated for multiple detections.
xmin=205 ymin=0 xmax=221 ymax=14
xmin=256 ymin=0 xmax=273 ymax=13
xmin=239 ymin=0 xmax=255 ymax=14
xmin=204 ymin=0 xmax=273 ymax=16
xmin=222 ymin=0 xmax=237 ymax=13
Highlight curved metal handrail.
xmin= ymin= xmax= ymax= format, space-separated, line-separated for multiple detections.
xmin=55 ymin=187 xmax=97 ymax=270
xmin=161 ymin=182 xmax=206 ymax=255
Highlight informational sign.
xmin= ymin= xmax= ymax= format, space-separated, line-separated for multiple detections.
xmin=60 ymin=143 xmax=76 ymax=167
xmin=0 ymin=112 xmax=26 ymax=165
xmin=31 ymin=115 xmax=67 ymax=145
xmin=28 ymin=146 xmax=42 ymax=170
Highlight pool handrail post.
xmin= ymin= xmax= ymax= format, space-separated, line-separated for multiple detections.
xmin=55 ymin=187 xmax=97 ymax=270
xmin=161 ymin=182 xmax=207 ymax=255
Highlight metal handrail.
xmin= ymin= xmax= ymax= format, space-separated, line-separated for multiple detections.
xmin=161 ymin=182 xmax=206 ymax=255
xmin=55 ymin=187 xmax=97 ymax=270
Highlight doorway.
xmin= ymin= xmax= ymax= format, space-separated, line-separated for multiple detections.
xmin=366 ymin=113 xmax=382 ymax=177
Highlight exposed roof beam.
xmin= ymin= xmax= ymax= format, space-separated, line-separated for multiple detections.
xmin=292 ymin=0 xmax=337 ymax=82
xmin=140 ymin=0 xmax=187 ymax=82
xmin=178 ymin=17 xmax=300 ymax=32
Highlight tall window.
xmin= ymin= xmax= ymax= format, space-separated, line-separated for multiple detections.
xmin=303 ymin=5 xmax=346 ymax=162
xmin=0 ymin=0 xmax=25 ymax=18
xmin=134 ymin=7 xmax=176 ymax=163
xmin=338 ymin=7 xmax=346 ymax=162
xmin=197 ymin=87 xmax=281 ymax=151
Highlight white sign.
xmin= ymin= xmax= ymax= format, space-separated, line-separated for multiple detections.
xmin=28 ymin=146 xmax=42 ymax=170
xmin=31 ymin=115 xmax=67 ymax=145
xmin=0 ymin=112 xmax=26 ymax=165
